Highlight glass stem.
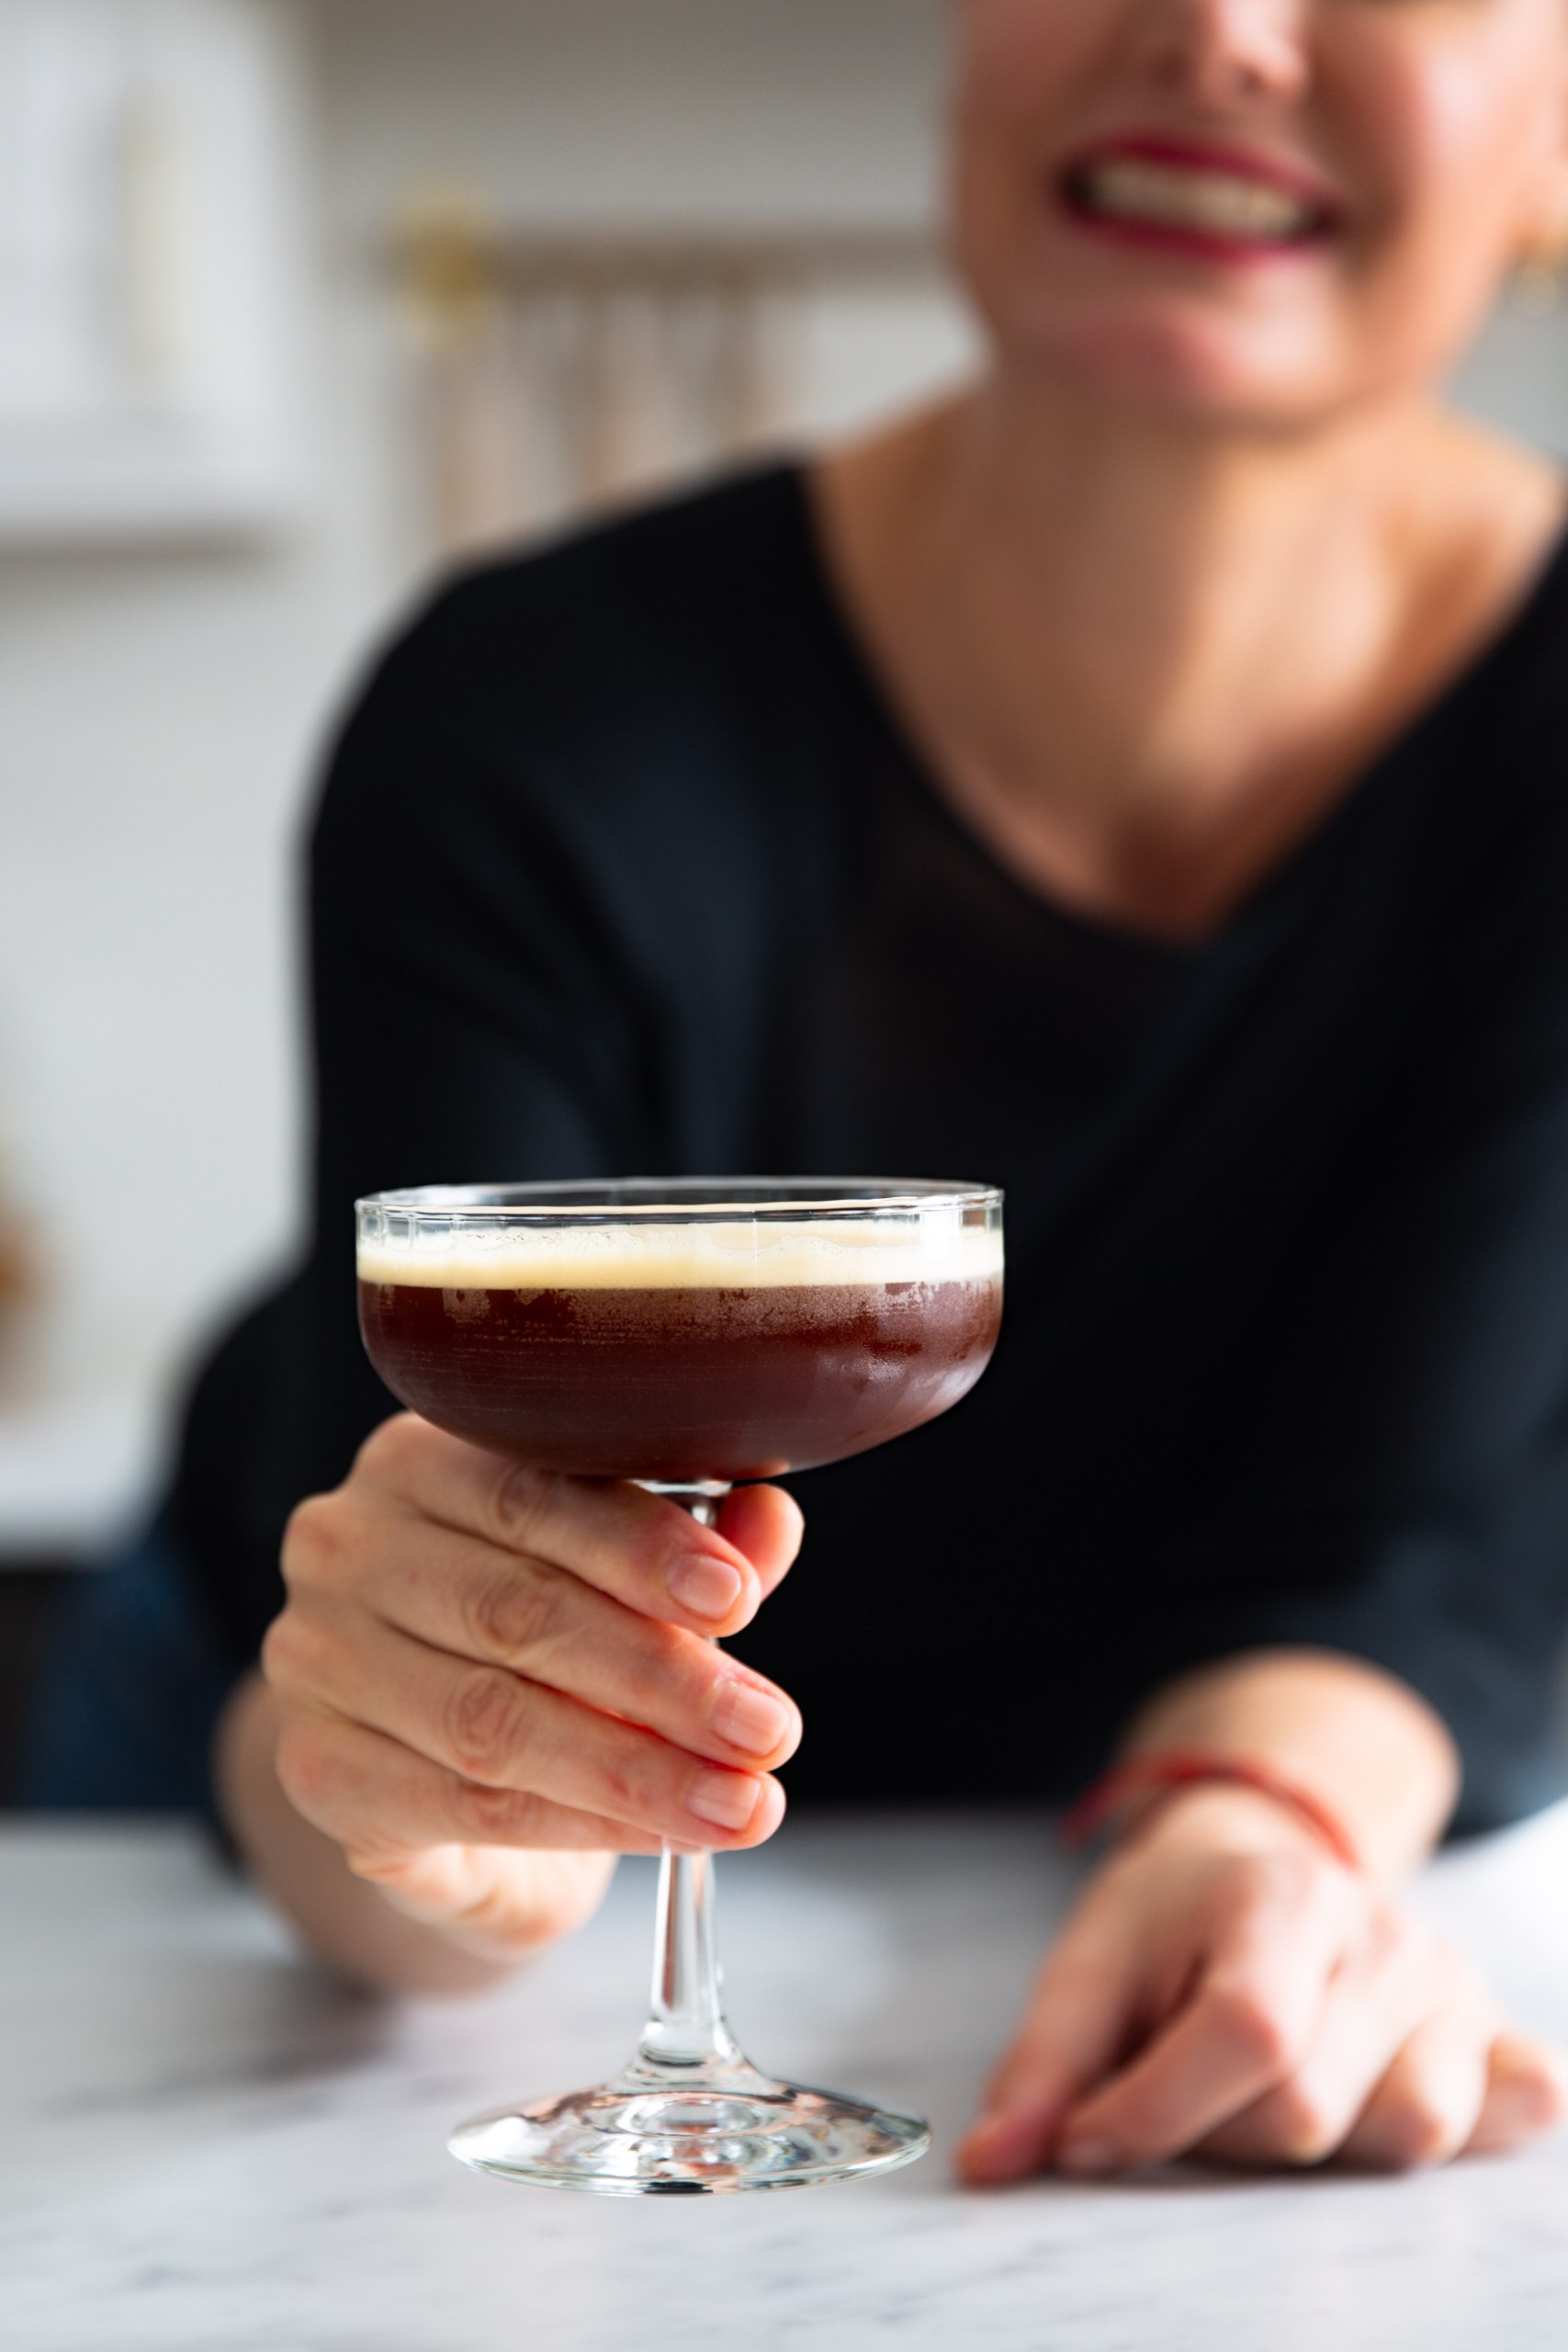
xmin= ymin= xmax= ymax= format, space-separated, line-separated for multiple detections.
xmin=639 ymin=1846 xmax=742 ymax=2072
xmin=633 ymin=1481 xmax=742 ymax=2077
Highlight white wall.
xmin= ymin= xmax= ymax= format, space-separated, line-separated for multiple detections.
xmin=1 ymin=0 xmax=1564 ymax=1552
xmin=0 ymin=0 xmax=961 ymax=1550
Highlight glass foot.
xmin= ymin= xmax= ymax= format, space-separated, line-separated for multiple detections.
xmin=449 ymin=2055 xmax=931 ymax=2195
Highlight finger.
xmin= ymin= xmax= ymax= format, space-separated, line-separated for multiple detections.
xmin=355 ymin=1845 xmax=618 ymax=1957
xmin=274 ymin=1611 xmax=787 ymax=1850
xmin=276 ymin=1511 xmax=801 ymax=1771
xmin=1200 ymin=1916 xmax=1444 ymax=2168
xmin=1328 ymin=2005 xmax=1494 ymax=2172
xmin=350 ymin=1417 xmax=769 ymax=1634
xmin=956 ymin=1923 xmax=1141 ymax=2183
xmin=1464 ymin=2031 xmax=1568 ymax=2156
xmin=1055 ymin=1861 xmax=1351 ymax=2171
xmin=714 ymin=1483 xmax=804 ymax=1600
xmin=273 ymin=1574 xmax=799 ymax=1780
xmin=276 ymin=1703 xmax=668 ymax=1859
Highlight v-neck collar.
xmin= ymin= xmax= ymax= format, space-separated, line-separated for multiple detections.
xmin=771 ymin=459 xmax=1568 ymax=967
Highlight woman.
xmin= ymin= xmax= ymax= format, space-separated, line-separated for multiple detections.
xmin=34 ymin=0 xmax=1568 ymax=2176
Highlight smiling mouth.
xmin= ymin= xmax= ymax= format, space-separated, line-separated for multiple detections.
xmin=1063 ymin=155 xmax=1334 ymax=251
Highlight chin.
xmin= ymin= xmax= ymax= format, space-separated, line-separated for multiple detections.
xmin=1000 ymin=298 xmax=1339 ymax=431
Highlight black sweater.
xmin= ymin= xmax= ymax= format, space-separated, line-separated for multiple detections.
xmin=171 ymin=465 xmax=1568 ymax=1830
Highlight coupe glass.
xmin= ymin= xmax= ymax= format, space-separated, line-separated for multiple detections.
xmin=355 ymin=1177 xmax=1004 ymax=2194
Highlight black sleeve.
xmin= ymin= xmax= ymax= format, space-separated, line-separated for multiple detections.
xmin=1156 ymin=792 xmax=1568 ymax=1831
xmin=170 ymin=567 xmax=661 ymax=1654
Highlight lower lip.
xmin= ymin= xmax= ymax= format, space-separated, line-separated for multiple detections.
xmin=1056 ymin=182 xmax=1329 ymax=268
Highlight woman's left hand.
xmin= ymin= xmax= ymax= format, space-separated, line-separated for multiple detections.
xmin=958 ymin=1783 xmax=1568 ymax=2182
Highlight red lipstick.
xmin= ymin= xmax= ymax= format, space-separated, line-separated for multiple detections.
xmin=1057 ymin=130 xmax=1340 ymax=266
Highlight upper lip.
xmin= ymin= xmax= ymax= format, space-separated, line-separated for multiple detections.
xmin=1061 ymin=131 xmax=1342 ymax=225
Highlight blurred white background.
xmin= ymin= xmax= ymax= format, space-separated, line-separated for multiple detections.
xmin=0 ymin=0 xmax=1562 ymax=1560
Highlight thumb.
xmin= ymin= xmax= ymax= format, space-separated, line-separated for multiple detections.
xmin=958 ymin=1929 xmax=1137 ymax=2184
xmin=715 ymin=1482 xmax=804 ymax=1598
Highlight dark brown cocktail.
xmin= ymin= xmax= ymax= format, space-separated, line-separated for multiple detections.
xmin=357 ymin=1242 xmax=1001 ymax=1481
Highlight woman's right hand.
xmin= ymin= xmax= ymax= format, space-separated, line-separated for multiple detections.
xmin=262 ymin=1412 xmax=805 ymax=1959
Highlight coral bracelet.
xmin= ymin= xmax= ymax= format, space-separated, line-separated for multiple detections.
xmin=1060 ymin=1750 xmax=1364 ymax=1873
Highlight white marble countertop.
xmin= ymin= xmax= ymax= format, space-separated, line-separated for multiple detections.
xmin=6 ymin=1807 xmax=1568 ymax=2351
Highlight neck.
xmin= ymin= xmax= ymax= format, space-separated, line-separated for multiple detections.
xmin=932 ymin=366 xmax=1432 ymax=736
xmin=817 ymin=359 xmax=1552 ymax=934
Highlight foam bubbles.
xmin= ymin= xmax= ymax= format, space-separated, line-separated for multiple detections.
xmin=356 ymin=1215 xmax=1003 ymax=1291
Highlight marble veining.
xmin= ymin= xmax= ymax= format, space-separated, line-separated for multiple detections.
xmin=5 ymin=1808 xmax=1568 ymax=2349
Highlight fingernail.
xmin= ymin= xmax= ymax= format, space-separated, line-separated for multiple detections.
xmin=710 ymin=1679 xmax=792 ymax=1757
xmin=1058 ymin=2138 xmax=1115 ymax=2176
xmin=668 ymin=1554 xmax=743 ymax=1622
xmin=686 ymin=1768 xmax=762 ymax=1832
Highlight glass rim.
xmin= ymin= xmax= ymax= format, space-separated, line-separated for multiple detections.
xmin=355 ymin=1176 xmax=1002 ymax=1221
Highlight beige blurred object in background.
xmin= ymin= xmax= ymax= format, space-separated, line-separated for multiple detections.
xmin=0 ymin=0 xmax=1563 ymax=1567
xmin=394 ymin=195 xmax=939 ymax=557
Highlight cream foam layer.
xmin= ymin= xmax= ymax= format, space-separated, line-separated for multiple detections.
xmin=357 ymin=1216 xmax=1003 ymax=1291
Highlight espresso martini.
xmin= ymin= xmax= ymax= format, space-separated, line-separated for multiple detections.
xmin=354 ymin=1179 xmax=1003 ymax=2196
xmin=358 ymin=1213 xmax=1002 ymax=1481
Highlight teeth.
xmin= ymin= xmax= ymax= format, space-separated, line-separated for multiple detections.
xmin=1077 ymin=159 xmax=1316 ymax=242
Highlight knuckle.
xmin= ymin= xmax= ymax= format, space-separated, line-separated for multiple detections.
xmin=281 ymin=1492 xmax=346 ymax=1589
xmin=355 ymin=1410 xmax=423 ymax=1480
xmin=274 ymin=1713 xmax=343 ymax=1823
xmin=598 ymin=1742 xmax=658 ymax=1823
xmin=1209 ymin=1983 xmax=1303 ymax=2077
xmin=451 ymin=1870 xmax=597 ymax=1954
xmin=344 ymin=1845 xmax=412 ymax=1888
xmin=1372 ymin=1911 xmax=1446 ymax=2011
xmin=445 ymin=1665 xmax=532 ymax=1783
xmin=1270 ymin=2079 xmax=1346 ymax=2165
xmin=467 ymin=1560 xmax=565 ymax=1666
xmin=621 ymin=1619 xmax=700 ymax=1716
xmin=1374 ymin=2095 xmax=1457 ymax=2170
xmin=1365 ymin=1899 xmax=1414 ymax=1965
xmin=1240 ymin=1849 xmax=1320 ymax=1912
xmin=454 ymin=1776 xmax=546 ymax=1847
xmin=628 ymin=1510 xmax=689 ymax=1591
xmin=489 ymin=1459 xmax=558 ymax=1551
xmin=259 ymin=1611 xmax=310 ymax=1694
